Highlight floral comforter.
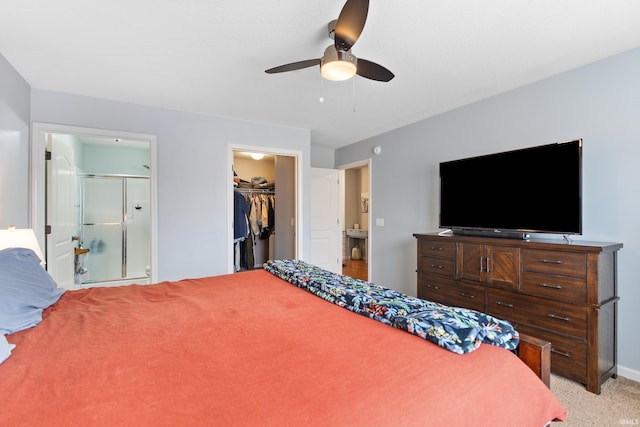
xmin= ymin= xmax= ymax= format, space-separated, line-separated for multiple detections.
xmin=263 ymin=259 xmax=519 ymax=354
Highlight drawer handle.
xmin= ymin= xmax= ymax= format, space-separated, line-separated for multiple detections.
xmin=426 ymin=285 xmax=440 ymax=290
xmin=547 ymin=313 xmax=571 ymax=322
xmin=495 ymin=301 xmax=514 ymax=308
xmin=459 ymin=292 xmax=475 ymax=299
xmin=479 ymin=256 xmax=491 ymax=272
xmin=539 ymin=283 xmax=563 ymax=290
xmin=551 ymin=348 xmax=571 ymax=358
xmin=540 ymin=259 xmax=563 ymax=264
xmin=429 ymin=264 xmax=444 ymax=269
xmin=430 ymin=246 xmax=444 ymax=251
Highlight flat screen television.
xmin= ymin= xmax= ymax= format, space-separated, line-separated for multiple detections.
xmin=439 ymin=139 xmax=582 ymax=239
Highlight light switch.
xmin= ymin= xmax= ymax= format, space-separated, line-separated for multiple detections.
xmin=376 ymin=218 xmax=384 ymax=227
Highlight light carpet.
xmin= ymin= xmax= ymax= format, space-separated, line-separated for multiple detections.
xmin=551 ymin=374 xmax=640 ymax=426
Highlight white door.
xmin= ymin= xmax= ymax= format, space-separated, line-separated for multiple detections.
xmin=48 ymin=134 xmax=76 ymax=289
xmin=310 ymin=168 xmax=342 ymax=274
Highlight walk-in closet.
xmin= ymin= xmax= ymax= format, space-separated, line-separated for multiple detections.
xmin=232 ymin=151 xmax=296 ymax=271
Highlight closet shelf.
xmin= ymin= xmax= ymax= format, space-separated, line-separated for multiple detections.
xmin=234 ymin=187 xmax=275 ymax=194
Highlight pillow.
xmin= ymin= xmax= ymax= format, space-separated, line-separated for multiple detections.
xmin=0 ymin=334 xmax=16 ymax=364
xmin=0 ymin=248 xmax=65 ymax=335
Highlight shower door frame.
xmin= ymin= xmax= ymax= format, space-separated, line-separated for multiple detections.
xmin=79 ymin=174 xmax=151 ymax=284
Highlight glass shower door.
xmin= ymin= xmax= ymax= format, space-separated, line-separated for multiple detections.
xmin=125 ymin=177 xmax=150 ymax=279
xmin=81 ymin=177 xmax=124 ymax=283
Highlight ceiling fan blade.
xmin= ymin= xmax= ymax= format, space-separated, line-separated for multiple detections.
xmin=356 ymin=59 xmax=394 ymax=82
xmin=265 ymin=59 xmax=320 ymax=74
xmin=334 ymin=0 xmax=369 ymax=51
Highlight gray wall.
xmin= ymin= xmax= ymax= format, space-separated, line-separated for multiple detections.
xmin=0 ymin=70 xmax=312 ymax=281
xmin=335 ymin=47 xmax=640 ymax=377
xmin=310 ymin=145 xmax=335 ymax=168
xmin=29 ymin=89 xmax=311 ymax=282
xmin=0 ymin=54 xmax=30 ymax=228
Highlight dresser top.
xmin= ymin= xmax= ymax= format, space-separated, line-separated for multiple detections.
xmin=413 ymin=232 xmax=623 ymax=253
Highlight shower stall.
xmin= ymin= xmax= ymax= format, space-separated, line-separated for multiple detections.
xmin=78 ymin=174 xmax=150 ymax=285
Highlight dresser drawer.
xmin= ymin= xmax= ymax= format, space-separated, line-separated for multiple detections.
xmin=522 ymin=249 xmax=587 ymax=278
xmin=418 ymin=278 xmax=485 ymax=312
xmin=522 ymin=271 xmax=587 ymax=303
xmin=486 ymin=288 xmax=586 ymax=339
xmin=515 ymin=325 xmax=587 ymax=383
xmin=419 ymin=256 xmax=456 ymax=278
xmin=419 ymin=240 xmax=456 ymax=259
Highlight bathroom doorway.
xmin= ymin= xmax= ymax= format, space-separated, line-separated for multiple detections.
xmin=30 ymin=123 xmax=158 ymax=289
xmin=340 ymin=160 xmax=371 ymax=281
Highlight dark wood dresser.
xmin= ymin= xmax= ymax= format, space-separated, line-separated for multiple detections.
xmin=414 ymin=232 xmax=622 ymax=394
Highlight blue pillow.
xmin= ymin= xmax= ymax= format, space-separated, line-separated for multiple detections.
xmin=0 ymin=248 xmax=65 ymax=335
xmin=0 ymin=334 xmax=15 ymax=364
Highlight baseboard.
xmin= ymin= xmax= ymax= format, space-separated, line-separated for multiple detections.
xmin=618 ymin=365 xmax=640 ymax=383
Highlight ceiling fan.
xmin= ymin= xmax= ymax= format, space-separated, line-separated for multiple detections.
xmin=264 ymin=0 xmax=394 ymax=82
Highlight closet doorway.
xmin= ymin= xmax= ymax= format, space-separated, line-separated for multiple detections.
xmin=228 ymin=146 xmax=301 ymax=273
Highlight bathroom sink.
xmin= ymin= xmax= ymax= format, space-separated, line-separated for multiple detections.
xmin=346 ymin=229 xmax=368 ymax=238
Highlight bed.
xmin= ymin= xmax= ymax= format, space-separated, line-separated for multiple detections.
xmin=1 ymin=249 xmax=566 ymax=426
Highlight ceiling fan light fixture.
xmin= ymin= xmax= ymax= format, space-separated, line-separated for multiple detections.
xmin=320 ymin=45 xmax=357 ymax=81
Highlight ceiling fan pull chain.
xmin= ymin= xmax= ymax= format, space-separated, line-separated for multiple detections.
xmin=352 ymin=77 xmax=357 ymax=112
xmin=319 ymin=73 xmax=325 ymax=103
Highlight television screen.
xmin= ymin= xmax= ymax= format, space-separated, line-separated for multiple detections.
xmin=439 ymin=139 xmax=582 ymax=237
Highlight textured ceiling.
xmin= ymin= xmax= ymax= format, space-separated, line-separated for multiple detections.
xmin=2 ymin=1 xmax=640 ymax=149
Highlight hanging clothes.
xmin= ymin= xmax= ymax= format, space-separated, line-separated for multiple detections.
xmin=261 ymin=195 xmax=269 ymax=230
xmin=249 ymin=195 xmax=261 ymax=236
xmin=268 ymin=195 xmax=275 ymax=229
xmin=239 ymin=232 xmax=254 ymax=271
xmin=233 ymin=191 xmax=251 ymax=271
xmin=233 ymin=191 xmax=250 ymax=241
xmin=235 ymin=191 xmax=276 ymax=269
xmin=257 ymin=194 xmax=269 ymax=240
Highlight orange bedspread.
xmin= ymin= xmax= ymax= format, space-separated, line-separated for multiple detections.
xmin=1 ymin=270 xmax=566 ymax=426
